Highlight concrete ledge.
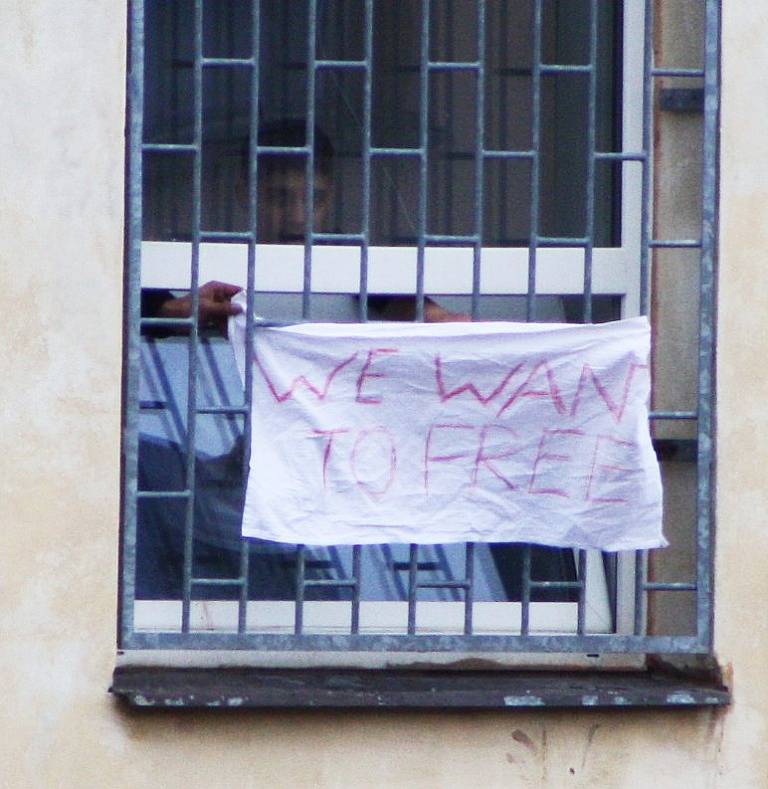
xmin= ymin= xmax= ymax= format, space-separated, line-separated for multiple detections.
xmin=111 ymin=667 xmax=730 ymax=709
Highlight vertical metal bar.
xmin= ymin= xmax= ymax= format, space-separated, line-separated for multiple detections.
xmin=464 ymin=542 xmax=475 ymax=635
xmin=351 ymin=545 xmax=362 ymax=634
xmin=169 ymin=1 xmax=181 ymax=235
xmin=633 ymin=0 xmax=656 ymax=638
xmin=640 ymin=0 xmax=654 ymax=318
xmin=407 ymin=543 xmax=419 ymax=634
xmin=415 ymin=0 xmax=430 ymax=322
xmin=582 ymin=0 xmax=598 ymax=323
xmin=391 ymin=2 xmax=402 ymax=242
xmin=181 ymin=0 xmax=204 ymax=634
xmin=295 ymin=0 xmax=318 ymax=634
xmin=237 ymin=536 xmax=249 ymax=633
xmin=224 ymin=7 xmax=236 ymax=231
xmin=463 ymin=0 xmax=486 ymax=636
xmin=294 ymin=544 xmax=306 ymax=634
xmin=696 ymin=0 xmax=720 ymax=648
xmin=520 ymin=544 xmax=531 ymax=636
xmin=120 ymin=0 xmax=145 ymax=647
xmin=391 ymin=23 xmax=448 ymax=629
xmin=444 ymin=0 xmax=455 ymax=245
xmin=471 ymin=0 xmax=486 ymax=320
xmin=527 ymin=0 xmax=543 ymax=322
xmin=498 ymin=0 xmax=509 ymax=244
xmin=576 ymin=548 xmax=588 ymax=635
xmin=348 ymin=1 xmax=374 ymax=633
xmin=634 ymin=549 xmax=646 ymax=635
xmin=333 ymin=2 xmax=346 ymax=235
xmin=238 ymin=0 xmax=262 ymax=636
xmin=303 ymin=0 xmax=319 ymax=320
xmin=358 ymin=0 xmax=374 ymax=321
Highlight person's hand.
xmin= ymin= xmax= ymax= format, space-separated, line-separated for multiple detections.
xmin=424 ymin=300 xmax=471 ymax=323
xmin=374 ymin=296 xmax=471 ymax=322
xmin=158 ymin=281 xmax=243 ymax=333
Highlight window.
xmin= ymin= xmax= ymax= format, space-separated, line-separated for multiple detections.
xmin=120 ymin=0 xmax=719 ymax=672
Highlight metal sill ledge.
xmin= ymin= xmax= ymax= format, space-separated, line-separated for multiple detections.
xmin=111 ymin=667 xmax=730 ymax=710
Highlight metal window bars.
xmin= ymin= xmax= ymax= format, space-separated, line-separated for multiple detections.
xmin=121 ymin=0 xmax=719 ymax=655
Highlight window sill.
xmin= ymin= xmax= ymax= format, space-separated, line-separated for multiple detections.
xmin=110 ymin=666 xmax=730 ymax=710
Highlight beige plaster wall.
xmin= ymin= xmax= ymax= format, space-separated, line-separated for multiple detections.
xmin=710 ymin=1 xmax=768 ymax=784
xmin=0 ymin=3 xmax=767 ymax=788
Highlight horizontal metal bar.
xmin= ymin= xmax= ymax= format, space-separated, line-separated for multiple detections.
xmin=123 ymin=631 xmax=711 ymax=655
xmin=302 ymin=579 xmax=358 ymax=588
xmin=139 ymin=400 xmax=167 ymax=411
xmin=649 ymin=239 xmax=701 ymax=249
xmin=255 ymin=145 xmax=309 ymax=155
xmin=142 ymin=143 xmax=196 ymax=154
xmin=201 ymin=57 xmax=254 ymax=68
xmin=649 ymin=410 xmax=698 ymax=420
xmin=428 ymin=60 xmax=480 ymax=71
xmin=424 ymin=233 xmax=480 ymax=244
xmin=529 ymin=581 xmax=583 ymax=589
xmin=200 ymin=230 xmax=254 ymax=242
xmin=540 ymin=63 xmax=592 ymax=74
xmin=482 ymin=149 xmax=535 ymax=160
xmin=370 ymin=146 xmax=424 ymax=157
xmin=140 ymin=317 xmax=194 ymax=327
xmin=191 ymin=577 xmax=246 ymax=587
xmin=392 ymin=562 xmax=441 ymax=572
xmin=535 ymin=236 xmax=589 ymax=246
xmin=415 ymin=581 xmax=470 ymax=590
xmin=196 ymin=406 xmax=249 ymax=416
xmin=651 ymin=67 xmax=704 ymax=78
xmin=312 ymin=232 xmax=365 ymax=243
xmin=136 ymin=490 xmax=191 ymax=500
xmin=594 ymin=151 xmax=646 ymax=162
xmin=643 ymin=583 xmax=697 ymax=592
xmin=315 ymin=59 xmax=366 ymax=69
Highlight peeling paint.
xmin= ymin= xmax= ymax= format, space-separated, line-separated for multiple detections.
xmin=504 ymin=696 xmax=545 ymax=707
xmin=666 ymin=692 xmax=697 ymax=705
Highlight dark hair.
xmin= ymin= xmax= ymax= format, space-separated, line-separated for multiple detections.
xmin=241 ymin=118 xmax=334 ymax=177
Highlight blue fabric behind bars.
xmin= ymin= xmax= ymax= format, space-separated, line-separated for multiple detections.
xmin=136 ymin=319 xmax=576 ymax=602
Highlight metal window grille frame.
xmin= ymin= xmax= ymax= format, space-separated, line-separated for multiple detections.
xmin=121 ymin=0 xmax=720 ymax=656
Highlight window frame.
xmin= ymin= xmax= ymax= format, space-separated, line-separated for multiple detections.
xmin=120 ymin=0 xmax=720 ymax=670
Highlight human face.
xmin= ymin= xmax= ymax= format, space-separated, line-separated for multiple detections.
xmin=257 ymin=166 xmax=332 ymax=243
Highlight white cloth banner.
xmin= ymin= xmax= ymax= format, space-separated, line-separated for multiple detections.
xmin=230 ymin=308 xmax=664 ymax=551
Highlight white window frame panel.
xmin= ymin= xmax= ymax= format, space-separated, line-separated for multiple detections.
xmin=140 ymin=7 xmax=644 ymax=315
